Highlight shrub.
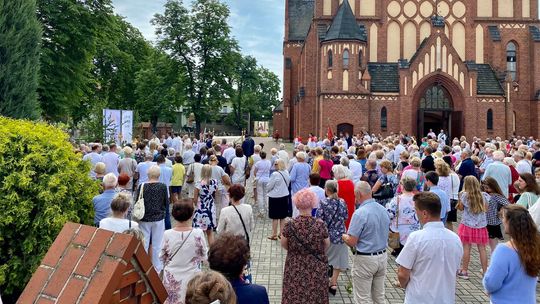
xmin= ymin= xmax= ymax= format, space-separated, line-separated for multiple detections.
xmin=0 ymin=116 xmax=99 ymax=301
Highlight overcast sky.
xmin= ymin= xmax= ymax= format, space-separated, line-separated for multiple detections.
xmin=112 ymin=0 xmax=285 ymax=89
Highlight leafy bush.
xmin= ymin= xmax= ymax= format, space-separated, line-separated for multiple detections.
xmin=0 ymin=116 xmax=99 ymax=301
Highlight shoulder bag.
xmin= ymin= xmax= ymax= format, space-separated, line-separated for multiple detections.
xmin=373 ymin=175 xmax=395 ymax=200
xmin=244 ymin=156 xmax=251 ymax=179
xmin=232 ymin=204 xmax=253 ymax=283
xmin=277 ymin=171 xmax=293 ymax=217
xmin=132 ymin=183 xmax=145 ymax=221
xmin=388 ymin=196 xmax=401 ymax=249
xmin=159 ymin=229 xmax=193 ymax=279
xmin=232 ymin=204 xmax=250 ymax=246
xmin=289 ymin=221 xmax=333 ymax=277
xmin=186 ymin=163 xmax=195 ymax=184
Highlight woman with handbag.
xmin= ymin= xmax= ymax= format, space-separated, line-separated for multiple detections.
xmin=136 ymin=165 xmax=169 ymax=273
xmin=281 ymin=189 xmax=330 ymax=304
xmin=315 ymin=180 xmax=349 ymax=296
xmin=372 ymin=160 xmax=398 ymax=207
xmin=160 ymin=200 xmax=208 ymax=304
xmin=266 ymin=159 xmax=290 ymax=240
xmin=386 ymin=177 xmax=420 ymax=257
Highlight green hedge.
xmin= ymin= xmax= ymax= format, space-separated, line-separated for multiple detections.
xmin=0 ymin=116 xmax=99 ymax=301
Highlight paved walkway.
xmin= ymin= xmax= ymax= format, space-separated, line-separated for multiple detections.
xmin=244 ymin=137 xmax=540 ymax=304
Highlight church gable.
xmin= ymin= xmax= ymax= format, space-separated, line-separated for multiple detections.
xmin=406 ymin=30 xmax=470 ymax=92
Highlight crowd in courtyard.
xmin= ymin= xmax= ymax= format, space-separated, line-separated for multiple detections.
xmin=78 ymin=130 xmax=540 ymax=304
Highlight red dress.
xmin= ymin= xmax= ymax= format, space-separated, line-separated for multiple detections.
xmin=337 ymin=179 xmax=356 ymax=229
xmin=508 ymin=165 xmax=519 ymax=203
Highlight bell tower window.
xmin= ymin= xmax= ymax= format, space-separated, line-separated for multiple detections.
xmin=506 ymin=42 xmax=517 ymax=81
xmin=343 ymin=49 xmax=350 ymax=68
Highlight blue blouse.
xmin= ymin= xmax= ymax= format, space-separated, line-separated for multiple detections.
xmin=483 ymin=244 xmax=537 ymax=304
xmin=316 ymin=197 xmax=348 ymax=244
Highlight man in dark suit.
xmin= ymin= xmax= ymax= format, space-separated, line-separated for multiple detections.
xmin=421 ymin=147 xmax=436 ymax=173
xmin=242 ymin=133 xmax=255 ymax=158
xmin=457 ymin=149 xmax=477 ymax=190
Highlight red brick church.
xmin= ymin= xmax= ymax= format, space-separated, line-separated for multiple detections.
xmin=273 ymin=0 xmax=540 ymax=140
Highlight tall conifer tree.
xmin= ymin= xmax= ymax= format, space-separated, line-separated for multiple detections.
xmin=0 ymin=0 xmax=41 ymax=119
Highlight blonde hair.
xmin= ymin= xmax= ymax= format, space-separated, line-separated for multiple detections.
xmin=186 ymin=271 xmax=236 ymax=304
xmin=435 ymin=158 xmax=450 ymax=177
xmin=94 ymin=162 xmax=106 ymax=175
xmin=410 ymin=157 xmax=421 ymax=168
xmin=201 ymin=164 xmax=212 ymax=180
xmin=123 ymin=146 xmax=133 ymax=157
xmin=147 ymin=165 xmax=161 ymax=179
xmin=275 ymin=159 xmax=286 ymax=171
xmin=379 ymin=159 xmax=393 ymax=172
xmin=462 ymin=176 xmax=486 ymax=214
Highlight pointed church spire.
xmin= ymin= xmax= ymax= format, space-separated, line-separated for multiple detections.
xmin=324 ymin=0 xmax=366 ymax=42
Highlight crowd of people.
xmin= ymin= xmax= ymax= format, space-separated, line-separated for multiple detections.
xmin=78 ymin=130 xmax=540 ymax=304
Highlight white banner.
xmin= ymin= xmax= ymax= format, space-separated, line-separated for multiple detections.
xmin=121 ymin=110 xmax=133 ymax=144
xmin=103 ymin=109 xmax=133 ymax=145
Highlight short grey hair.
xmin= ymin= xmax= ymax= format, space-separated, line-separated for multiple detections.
xmin=493 ymin=150 xmax=505 ymax=161
xmin=332 ymin=164 xmax=351 ymax=180
xmin=102 ymin=173 xmax=118 ymax=188
xmin=147 ymin=165 xmax=161 ymax=179
xmin=340 ymin=157 xmax=350 ymax=167
xmin=354 ymin=181 xmax=372 ymax=196
xmin=296 ymin=151 xmax=307 ymax=160
xmin=324 ymin=179 xmax=338 ymax=194
xmin=254 ymin=145 xmax=262 ymax=152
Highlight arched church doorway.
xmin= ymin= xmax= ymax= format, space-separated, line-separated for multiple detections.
xmin=337 ymin=123 xmax=353 ymax=137
xmin=417 ymin=83 xmax=462 ymax=140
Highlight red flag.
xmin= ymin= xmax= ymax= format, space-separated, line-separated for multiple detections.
xmin=327 ymin=126 xmax=333 ymax=140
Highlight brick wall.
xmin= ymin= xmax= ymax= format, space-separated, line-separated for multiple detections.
xmin=18 ymin=223 xmax=168 ymax=304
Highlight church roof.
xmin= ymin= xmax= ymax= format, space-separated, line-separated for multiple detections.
xmin=274 ymin=101 xmax=284 ymax=112
xmin=367 ymin=63 xmax=400 ymax=93
xmin=324 ymin=0 xmax=367 ymax=42
xmin=288 ymin=0 xmax=314 ymax=41
xmin=466 ymin=63 xmax=504 ymax=95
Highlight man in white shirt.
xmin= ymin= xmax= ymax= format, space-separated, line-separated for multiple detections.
xmin=222 ymin=142 xmax=236 ymax=165
xmin=396 ymin=192 xmax=463 ymax=304
xmin=393 ymin=138 xmax=407 ymax=165
xmin=172 ymin=133 xmax=182 ymax=154
xmin=182 ymin=143 xmax=195 ymax=165
xmin=514 ymin=151 xmax=532 ymax=174
xmin=165 ymin=132 xmax=173 ymax=148
xmin=135 ymin=153 xmax=155 ymax=186
xmin=277 ymin=144 xmax=290 ymax=167
xmin=83 ymin=144 xmax=103 ymax=177
xmin=102 ymin=144 xmax=120 ymax=176
xmin=347 ymin=156 xmax=363 ymax=184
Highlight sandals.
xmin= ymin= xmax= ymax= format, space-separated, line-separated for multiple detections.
xmin=328 ymin=285 xmax=337 ymax=296
xmin=267 ymin=235 xmax=278 ymax=241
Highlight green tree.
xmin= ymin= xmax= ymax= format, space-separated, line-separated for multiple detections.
xmin=93 ymin=15 xmax=152 ymax=111
xmin=152 ymin=0 xmax=238 ymax=135
xmin=0 ymin=0 xmax=41 ymax=119
xmin=0 ymin=117 xmax=98 ymax=301
xmin=37 ymin=0 xmax=114 ymax=122
xmin=135 ymin=50 xmax=185 ymax=131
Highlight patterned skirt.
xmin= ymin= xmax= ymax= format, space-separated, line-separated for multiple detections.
xmin=458 ymin=224 xmax=489 ymax=245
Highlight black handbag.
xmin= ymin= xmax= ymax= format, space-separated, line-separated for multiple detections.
xmin=373 ymin=176 xmax=395 ymax=200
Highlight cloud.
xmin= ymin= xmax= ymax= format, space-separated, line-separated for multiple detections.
xmin=111 ymin=0 xmax=285 ymax=90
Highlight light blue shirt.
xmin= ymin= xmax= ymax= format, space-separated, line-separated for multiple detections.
xmin=93 ymin=189 xmax=117 ymax=226
xmin=429 ymin=186 xmax=450 ymax=220
xmin=483 ymin=245 xmax=537 ymax=304
xmin=159 ymin=164 xmax=173 ymax=198
xmin=482 ymin=161 xmax=511 ymax=198
xmin=348 ymin=199 xmax=390 ymax=253
xmin=289 ymin=162 xmax=310 ymax=195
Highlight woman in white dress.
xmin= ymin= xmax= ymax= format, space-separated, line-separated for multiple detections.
xmin=160 ymin=200 xmax=208 ymax=304
xmin=230 ymin=147 xmax=247 ymax=185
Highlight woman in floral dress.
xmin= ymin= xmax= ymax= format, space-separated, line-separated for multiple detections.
xmin=161 ymin=201 xmax=208 ymax=304
xmin=192 ymin=165 xmax=218 ymax=244
xmin=281 ymin=189 xmax=330 ymax=304
xmin=386 ymin=176 xmax=421 ymax=256
xmin=316 ymin=180 xmax=349 ymax=296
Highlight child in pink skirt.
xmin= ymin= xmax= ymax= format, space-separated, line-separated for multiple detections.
xmin=456 ymin=176 xmax=490 ymax=279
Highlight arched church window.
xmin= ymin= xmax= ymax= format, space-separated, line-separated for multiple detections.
xmin=381 ymin=107 xmax=388 ymax=130
xmin=487 ymin=109 xmax=494 ymax=130
xmin=328 ymin=50 xmax=333 ymax=68
xmin=506 ymin=42 xmax=517 ymax=81
xmin=343 ymin=49 xmax=349 ymax=68
xmin=358 ymin=49 xmax=363 ymax=68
